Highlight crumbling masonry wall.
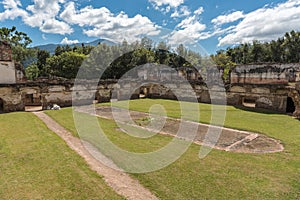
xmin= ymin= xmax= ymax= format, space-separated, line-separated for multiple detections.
xmin=0 ymin=79 xmax=300 ymax=118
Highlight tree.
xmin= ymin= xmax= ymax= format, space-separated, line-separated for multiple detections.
xmin=176 ymin=44 xmax=187 ymax=58
xmin=0 ymin=26 xmax=35 ymax=64
xmin=222 ymin=30 xmax=300 ymax=64
xmin=141 ymin=37 xmax=153 ymax=50
xmin=156 ymin=41 xmax=170 ymax=51
xmin=25 ymin=63 xmax=39 ymax=80
xmin=55 ymin=46 xmax=64 ymax=56
xmin=46 ymin=51 xmax=86 ymax=79
xmin=0 ymin=26 xmax=32 ymax=47
xmin=251 ymin=40 xmax=264 ymax=63
xmin=37 ymin=49 xmax=50 ymax=76
xmin=211 ymin=50 xmax=236 ymax=81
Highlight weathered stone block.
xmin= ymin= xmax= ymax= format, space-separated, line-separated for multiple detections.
xmin=230 ymin=86 xmax=246 ymax=93
xmin=252 ymin=87 xmax=271 ymax=94
xmin=48 ymin=86 xmax=65 ymax=92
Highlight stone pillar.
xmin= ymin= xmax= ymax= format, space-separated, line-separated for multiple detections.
xmin=292 ymin=82 xmax=300 ymax=119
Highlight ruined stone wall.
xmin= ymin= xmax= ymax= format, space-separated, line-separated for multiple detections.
xmin=231 ymin=63 xmax=300 ymax=85
xmin=227 ymin=84 xmax=291 ymax=112
xmin=290 ymin=83 xmax=300 ymax=118
xmin=0 ymin=80 xmax=118 ymax=112
xmin=0 ymin=86 xmax=23 ymax=112
xmin=0 ymin=78 xmax=299 ymax=118
xmin=0 ymin=61 xmax=17 ymax=84
xmin=0 ymin=41 xmax=12 ymax=61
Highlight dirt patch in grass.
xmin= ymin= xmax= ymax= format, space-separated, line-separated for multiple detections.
xmin=84 ymin=106 xmax=284 ymax=153
xmin=230 ymin=135 xmax=284 ymax=153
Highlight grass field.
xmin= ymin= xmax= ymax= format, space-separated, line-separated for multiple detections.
xmin=0 ymin=112 xmax=123 ymax=199
xmin=45 ymin=99 xmax=300 ymax=199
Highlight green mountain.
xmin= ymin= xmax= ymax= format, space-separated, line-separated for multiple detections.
xmin=35 ymin=39 xmax=115 ymax=54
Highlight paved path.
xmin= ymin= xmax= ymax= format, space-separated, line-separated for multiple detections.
xmin=34 ymin=111 xmax=158 ymax=200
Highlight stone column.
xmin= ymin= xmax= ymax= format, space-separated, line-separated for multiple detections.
xmin=292 ymin=82 xmax=300 ymax=119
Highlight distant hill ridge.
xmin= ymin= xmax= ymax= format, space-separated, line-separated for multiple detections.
xmin=35 ymin=39 xmax=115 ymax=54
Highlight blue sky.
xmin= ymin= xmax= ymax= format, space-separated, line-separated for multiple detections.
xmin=0 ymin=0 xmax=299 ymax=54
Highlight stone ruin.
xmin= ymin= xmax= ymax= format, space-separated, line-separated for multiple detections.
xmin=0 ymin=72 xmax=299 ymax=119
xmin=0 ymin=41 xmax=299 ymax=118
xmin=228 ymin=63 xmax=300 ymax=117
xmin=0 ymin=41 xmax=25 ymax=84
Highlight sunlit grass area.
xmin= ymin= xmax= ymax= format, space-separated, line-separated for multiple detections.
xmin=45 ymin=99 xmax=300 ymax=199
xmin=0 ymin=112 xmax=123 ymax=199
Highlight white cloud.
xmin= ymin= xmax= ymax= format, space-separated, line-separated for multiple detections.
xmin=148 ymin=0 xmax=184 ymax=8
xmin=152 ymin=4 xmax=171 ymax=14
xmin=169 ymin=16 xmax=207 ymax=45
xmin=211 ymin=11 xmax=244 ymax=26
xmin=60 ymin=2 xmax=160 ymax=43
xmin=61 ymin=37 xmax=79 ymax=45
xmin=0 ymin=0 xmax=72 ymax=35
xmin=0 ymin=0 xmax=28 ymax=21
xmin=60 ymin=3 xmax=112 ymax=27
xmin=218 ymin=0 xmax=300 ymax=46
xmin=171 ymin=6 xmax=190 ymax=18
xmin=2 ymin=0 xmax=21 ymax=9
xmin=24 ymin=0 xmax=72 ymax=34
xmin=40 ymin=18 xmax=73 ymax=34
xmin=194 ymin=7 xmax=204 ymax=15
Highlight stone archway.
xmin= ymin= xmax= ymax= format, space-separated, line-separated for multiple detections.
xmin=286 ymin=97 xmax=296 ymax=113
xmin=288 ymin=88 xmax=300 ymax=118
xmin=0 ymin=98 xmax=4 ymax=113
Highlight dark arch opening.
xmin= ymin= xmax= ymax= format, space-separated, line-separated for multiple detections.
xmin=0 ymin=98 xmax=4 ymax=113
xmin=139 ymin=87 xmax=148 ymax=98
xmin=286 ymin=97 xmax=296 ymax=113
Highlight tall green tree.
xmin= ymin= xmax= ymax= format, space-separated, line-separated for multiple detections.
xmin=224 ymin=30 xmax=300 ymax=64
xmin=25 ymin=63 xmax=39 ymax=80
xmin=46 ymin=51 xmax=86 ymax=79
xmin=0 ymin=26 xmax=35 ymax=64
xmin=37 ymin=49 xmax=50 ymax=76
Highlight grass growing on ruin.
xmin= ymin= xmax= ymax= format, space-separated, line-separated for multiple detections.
xmin=45 ymin=99 xmax=300 ymax=200
xmin=0 ymin=112 xmax=123 ymax=200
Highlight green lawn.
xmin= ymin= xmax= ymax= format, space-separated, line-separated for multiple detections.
xmin=45 ymin=99 xmax=300 ymax=199
xmin=0 ymin=112 xmax=123 ymax=200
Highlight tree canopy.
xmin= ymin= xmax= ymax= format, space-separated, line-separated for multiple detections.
xmin=30 ymin=37 xmax=203 ymax=80
xmin=14 ymin=26 xmax=299 ymax=81
xmin=219 ymin=30 xmax=300 ymax=64
xmin=0 ymin=26 xmax=34 ymax=64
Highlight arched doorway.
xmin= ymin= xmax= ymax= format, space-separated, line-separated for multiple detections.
xmin=0 ymin=98 xmax=4 ymax=113
xmin=286 ymin=97 xmax=296 ymax=113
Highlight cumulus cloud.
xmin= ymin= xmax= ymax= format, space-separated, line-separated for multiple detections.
xmin=171 ymin=6 xmax=190 ymax=18
xmin=218 ymin=0 xmax=300 ymax=46
xmin=2 ymin=0 xmax=21 ymax=9
xmin=148 ymin=0 xmax=184 ymax=8
xmin=61 ymin=37 xmax=79 ymax=45
xmin=211 ymin=11 xmax=244 ymax=26
xmin=148 ymin=0 xmax=184 ymax=14
xmin=60 ymin=2 xmax=160 ymax=43
xmin=0 ymin=0 xmax=28 ymax=21
xmin=0 ymin=0 xmax=72 ymax=35
xmin=169 ymin=16 xmax=207 ymax=45
xmin=40 ymin=19 xmax=73 ymax=35
xmin=60 ymin=3 xmax=112 ymax=27
xmin=194 ymin=7 xmax=204 ymax=15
